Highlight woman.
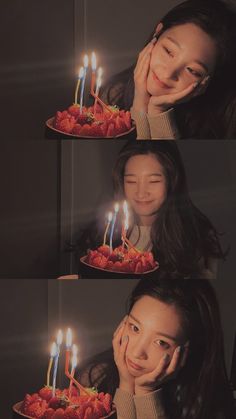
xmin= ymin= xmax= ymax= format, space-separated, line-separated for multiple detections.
xmin=112 ymin=140 xmax=225 ymax=278
xmin=77 ymin=277 xmax=235 ymax=418
xmin=103 ymin=0 xmax=236 ymax=139
xmin=74 ymin=141 xmax=226 ymax=279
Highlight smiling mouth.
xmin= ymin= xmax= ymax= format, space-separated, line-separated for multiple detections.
xmin=152 ymin=72 xmax=171 ymax=89
xmin=134 ymin=200 xmax=154 ymax=205
xmin=127 ymin=358 xmax=144 ymax=371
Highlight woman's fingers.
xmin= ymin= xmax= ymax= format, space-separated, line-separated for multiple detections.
xmin=113 ymin=315 xmax=127 ymax=339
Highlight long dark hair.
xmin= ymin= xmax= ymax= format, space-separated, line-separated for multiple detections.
xmin=77 ymin=277 xmax=235 ymax=419
xmin=112 ymin=140 xmax=226 ymax=277
xmin=103 ymin=0 xmax=236 ymax=139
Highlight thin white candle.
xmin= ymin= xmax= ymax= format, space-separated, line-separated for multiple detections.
xmin=109 ymin=203 xmax=120 ymax=253
xmin=80 ymin=54 xmax=89 ymax=114
xmin=52 ymin=330 xmax=63 ymax=396
xmin=74 ymin=67 xmax=84 ymax=105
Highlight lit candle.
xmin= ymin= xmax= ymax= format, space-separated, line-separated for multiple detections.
xmin=90 ymin=52 xmax=97 ymax=94
xmin=69 ymin=344 xmax=78 ymax=398
xmin=109 ymin=203 xmax=120 ymax=253
xmin=52 ymin=330 xmax=63 ymax=397
xmin=103 ymin=212 xmax=113 ymax=246
xmin=122 ymin=200 xmax=129 ymax=249
xmin=94 ymin=67 xmax=103 ymax=113
xmin=65 ymin=328 xmax=73 ymax=376
xmin=79 ymin=54 xmax=89 ymax=114
xmin=46 ymin=342 xmax=57 ymax=387
xmin=74 ymin=67 xmax=84 ymax=106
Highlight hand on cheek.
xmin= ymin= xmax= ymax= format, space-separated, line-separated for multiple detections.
xmin=113 ymin=317 xmax=135 ymax=394
xmin=134 ymin=344 xmax=189 ymax=396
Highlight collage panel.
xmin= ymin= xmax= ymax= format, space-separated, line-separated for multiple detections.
xmin=1 ymin=0 xmax=236 ymax=140
xmin=1 ymin=278 xmax=236 ymax=419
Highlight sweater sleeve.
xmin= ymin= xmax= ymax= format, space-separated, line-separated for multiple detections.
xmin=113 ymin=388 xmax=136 ymax=419
xmin=131 ymin=107 xmax=180 ymax=140
xmin=134 ymin=389 xmax=167 ymax=419
xmin=147 ymin=109 xmax=180 ymax=139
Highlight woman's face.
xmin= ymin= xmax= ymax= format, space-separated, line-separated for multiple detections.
xmin=124 ymin=296 xmax=186 ymax=377
xmin=147 ymin=23 xmax=218 ymax=96
xmin=123 ymin=153 xmax=167 ymax=226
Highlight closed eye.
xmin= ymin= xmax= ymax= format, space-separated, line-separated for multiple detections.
xmin=163 ymin=46 xmax=174 ymax=57
xmin=186 ymin=67 xmax=203 ymax=78
xmin=155 ymin=339 xmax=170 ymax=349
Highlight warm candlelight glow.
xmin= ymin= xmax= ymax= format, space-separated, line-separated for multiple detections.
xmin=83 ymin=54 xmax=89 ymax=68
xmin=71 ymin=354 xmax=77 ymax=370
xmin=91 ymin=52 xmax=97 ymax=71
xmin=50 ymin=342 xmax=57 ymax=357
xmin=57 ymin=330 xmax=63 ymax=346
xmin=109 ymin=203 xmax=120 ymax=252
xmin=74 ymin=67 xmax=84 ymax=105
xmin=103 ymin=211 xmax=113 ymax=246
xmin=66 ymin=328 xmax=72 ymax=348
xmin=72 ymin=344 xmax=78 ymax=355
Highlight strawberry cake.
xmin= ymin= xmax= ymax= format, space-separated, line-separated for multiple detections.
xmin=46 ymin=104 xmax=134 ymax=138
xmin=80 ymin=244 xmax=159 ymax=278
xmin=13 ymin=385 xmax=114 ymax=419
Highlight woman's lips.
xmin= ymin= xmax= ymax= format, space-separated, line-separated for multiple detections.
xmin=134 ymin=200 xmax=154 ymax=206
xmin=152 ymin=71 xmax=171 ymax=89
xmin=127 ymin=358 xmax=143 ymax=371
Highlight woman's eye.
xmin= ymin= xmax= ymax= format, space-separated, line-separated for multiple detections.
xmin=129 ymin=323 xmax=139 ymax=333
xmin=163 ymin=46 xmax=174 ymax=57
xmin=125 ymin=180 xmax=136 ymax=184
xmin=149 ymin=180 xmax=161 ymax=184
xmin=186 ymin=67 xmax=203 ymax=78
xmin=155 ymin=339 xmax=170 ymax=349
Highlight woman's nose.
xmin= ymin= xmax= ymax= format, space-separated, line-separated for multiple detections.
xmin=132 ymin=339 xmax=148 ymax=360
xmin=160 ymin=61 xmax=180 ymax=82
xmin=135 ymin=181 xmax=149 ymax=199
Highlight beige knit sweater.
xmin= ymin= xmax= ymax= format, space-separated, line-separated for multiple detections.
xmin=114 ymin=388 xmax=167 ymax=419
xmin=130 ymin=107 xmax=180 ymax=140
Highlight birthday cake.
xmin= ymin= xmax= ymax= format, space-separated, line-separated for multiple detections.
xmin=50 ymin=104 xmax=132 ymax=138
xmin=13 ymin=386 xmax=114 ymax=419
xmin=82 ymin=244 xmax=159 ymax=274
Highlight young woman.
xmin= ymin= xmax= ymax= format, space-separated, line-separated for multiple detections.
xmin=77 ymin=277 xmax=235 ymax=419
xmin=102 ymin=0 xmax=236 ymax=139
xmin=74 ymin=141 xmax=226 ymax=279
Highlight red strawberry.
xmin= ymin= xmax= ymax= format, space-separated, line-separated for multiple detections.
xmin=52 ymin=408 xmax=65 ymax=419
xmin=56 ymin=117 xmax=76 ymax=133
xmin=106 ymin=123 xmax=115 ymax=137
xmin=68 ymin=105 xmax=81 ymax=118
xmin=134 ymin=260 xmax=143 ymax=273
xmin=112 ymin=261 xmax=123 ymax=271
xmin=25 ymin=400 xmax=48 ymax=418
xmin=78 ymin=124 xmax=92 ymax=137
xmin=115 ymin=115 xmax=127 ymax=134
xmin=93 ymin=399 xmax=106 ymax=417
xmin=84 ymin=406 xmax=94 ymax=419
xmin=102 ymin=393 xmax=112 ymax=414
xmin=124 ymin=111 xmax=132 ymax=130
xmin=89 ymin=123 xmax=103 ymax=137
xmin=97 ymin=245 xmax=110 ymax=257
xmin=39 ymin=386 xmax=53 ymax=401
xmin=63 ymin=406 xmax=80 ymax=419
xmin=43 ymin=408 xmax=55 ymax=419
xmin=100 ymin=120 xmax=109 ymax=136
xmin=72 ymin=124 xmax=82 ymax=136
xmin=92 ymin=254 xmax=108 ymax=269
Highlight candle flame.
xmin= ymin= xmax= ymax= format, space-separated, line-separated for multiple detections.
xmin=56 ymin=329 xmax=63 ymax=346
xmin=79 ymin=67 xmax=84 ymax=79
xmin=72 ymin=344 xmax=78 ymax=355
xmin=66 ymin=328 xmax=72 ymax=348
xmin=71 ymin=354 xmax=78 ymax=370
xmin=108 ymin=212 xmax=113 ymax=222
xmin=123 ymin=200 xmax=128 ymax=213
xmin=83 ymin=54 xmax=89 ymax=68
xmin=50 ymin=342 xmax=57 ymax=357
xmin=97 ymin=67 xmax=103 ymax=78
xmin=91 ymin=52 xmax=97 ymax=71
xmin=114 ymin=203 xmax=119 ymax=213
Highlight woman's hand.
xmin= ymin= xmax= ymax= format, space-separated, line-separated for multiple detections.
xmin=113 ymin=316 xmax=135 ymax=394
xmin=134 ymin=344 xmax=189 ymax=396
xmin=148 ymin=76 xmax=210 ymax=116
xmin=132 ymin=40 xmax=156 ymax=113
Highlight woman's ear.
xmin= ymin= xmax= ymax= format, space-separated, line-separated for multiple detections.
xmin=154 ymin=22 xmax=164 ymax=38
